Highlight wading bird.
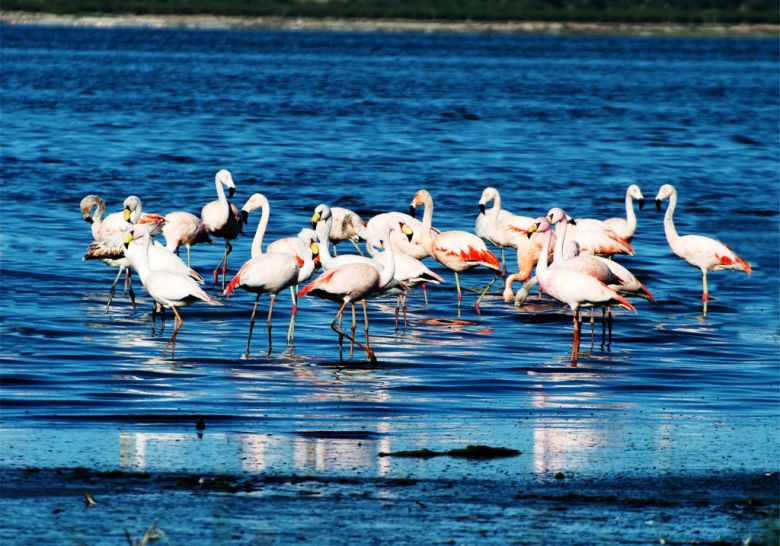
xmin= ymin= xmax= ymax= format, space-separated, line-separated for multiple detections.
xmin=201 ymin=169 xmax=244 ymax=290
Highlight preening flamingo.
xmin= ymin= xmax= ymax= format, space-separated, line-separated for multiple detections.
xmin=574 ymin=184 xmax=645 ymax=242
xmin=162 ymin=211 xmax=212 ymax=267
xmin=326 ymin=206 xmax=366 ymax=255
xmin=201 ymin=169 xmax=244 ymax=290
xmin=655 ymin=183 xmax=751 ymax=309
xmin=409 ymin=189 xmax=500 ymax=315
xmin=81 ymin=194 xmax=165 ymax=313
xmin=298 ymin=218 xmax=406 ymax=363
xmin=224 ymin=193 xmax=302 ymax=356
xmin=362 ymin=211 xmax=432 ymax=261
xmin=527 ymin=217 xmax=636 ymax=365
xmin=123 ymin=225 xmax=218 ymax=359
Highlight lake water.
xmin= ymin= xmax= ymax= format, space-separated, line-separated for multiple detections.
xmin=0 ymin=24 xmax=778 ymax=543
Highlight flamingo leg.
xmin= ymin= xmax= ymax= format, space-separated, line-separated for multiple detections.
xmin=422 ymin=282 xmax=428 ymax=305
xmin=701 ymin=269 xmax=709 ymax=302
xmin=105 ymin=266 xmax=125 ymax=313
xmin=266 ymin=294 xmax=276 ymax=353
xmin=350 ymin=303 xmax=357 ymax=359
xmin=331 ymin=300 xmax=377 ymax=363
xmin=500 ymin=247 xmax=507 ymax=277
xmin=600 ymin=308 xmax=607 ymax=350
xmin=186 ymin=245 xmax=192 ymax=268
xmin=607 ymin=308 xmax=613 ymax=351
xmin=287 ymin=286 xmax=297 ymax=345
xmin=514 ymin=276 xmax=537 ymax=307
xmin=589 ymin=310 xmax=595 ymax=350
xmin=213 ymin=241 xmax=231 ymax=289
xmin=570 ymin=309 xmax=580 ymax=366
xmin=402 ymin=294 xmax=408 ymax=332
xmin=455 ymin=272 xmax=462 ymax=318
xmin=349 ymin=238 xmax=364 ymax=256
xmin=394 ymin=295 xmax=400 ymax=333
xmin=163 ymin=306 xmax=183 ymax=360
xmin=127 ymin=273 xmax=136 ymax=314
xmin=362 ymin=300 xmax=370 ymax=349
xmin=475 ymin=272 xmax=500 ymax=315
xmin=244 ymin=294 xmax=261 ymax=357
xmin=160 ymin=306 xmax=166 ymax=333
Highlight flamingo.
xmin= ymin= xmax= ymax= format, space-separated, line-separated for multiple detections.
xmin=162 ymin=211 xmax=212 ymax=267
xmin=122 ymin=225 xmax=218 ymax=359
xmin=80 ymin=194 xmax=165 ymax=313
xmin=475 ymin=186 xmax=536 ymax=271
xmin=362 ymin=211 xmax=432 ymax=261
xmin=574 ymin=184 xmax=645 ymax=242
xmin=655 ymin=183 xmax=751 ymax=310
xmin=313 ymin=204 xmax=407 ymax=350
xmin=223 ymin=193 xmax=302 ymax=356
xmin=201 ymin=169 xmax=244 ymax=290
xmin=325 ymin=206 xmax=365 ymax=255
xmin=409 ymin=189 xmax=500 ymax=315
xmin=527 ymin=217 xmax=636 ymax=365
xmin=298 ymin=218 xmax=405 ymax=363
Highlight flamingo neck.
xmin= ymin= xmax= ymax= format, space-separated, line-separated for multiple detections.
xmin=418 ymin=192 xmax=436 ymax=255
xmin=487 ymin=191 xmax=502 ymax=226
xmin=365 ymin=238 xmax=380 ymax=258
xmin=535 ymin=229 xmax=552 ymax=283
xmin=91 ymin=201 xmax=105 ymax=240
xmin=250 ymin=199 xmax=270 ymax=259
xmin=214 ymin=175 xmax=230 ymax=226
xmin=378 ymin=226 xmax=396 ymax=288
xmin=316 ymin=215 xmax=337 ymax=269
xmin=553 ymin=219 xmax=568 ymax=262
xmin=663 ymin=189 xmax=681 ymax=249
xmin=132 ymin=231 xmax=153 ymax=282
xmin=624 ymin=190 xmax=637 ymax=234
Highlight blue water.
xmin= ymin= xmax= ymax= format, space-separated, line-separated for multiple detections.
xmin=0 ymin=26 xmax=778 ymax=483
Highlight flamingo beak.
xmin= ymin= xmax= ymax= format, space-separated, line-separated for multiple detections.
xmin=123 ymin=208 xmax=132 ymax=222
xmin=527 ymin=223 xmax=539 ymax=238
xmin=310 ymin=242 xmax=319 ymax=256
xmin=478 ymin=203 xmax=486 ymax=214
xmin=638 ymin=198 xmax=645 ymax=210
xmin=241 ymin=210 xmax=249 ymax=224
xmin=409 ymin=205 xmax=416 ymax=218
xmin=311 ymin=212 xmax=321 ymax=228
xmin=401 ymin=223 xmax=414 ymax=242
xmin=122 ymin=232 xmax=134 ymax=249
xmin=83 ymin=215 xmax=94 ymax=224
xmin=228 ymin=187 xmax=235 ymax=199
xmin=655 ymin=199 xmax=662 ymax=211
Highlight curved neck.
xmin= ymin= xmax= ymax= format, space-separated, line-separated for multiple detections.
xmin=250 ymin=199 xmax=270 ymax=259
xmin=624 ymin=190 xmax=637 ymax=233
xmin=315 ymin=215 xmax=337 ymax=269
xmin=378 ymin=226 xmax=396 ymax=288
xmin=214 ymin=176 xmax=230 ymax=225
xmin=418 ymin=193 xmax=435 ymax=255
xmin=663 ymin=189 xmax=680 ymax=249
xmin=535 ymin=230 xmax=552 ymax=282
xmin=131 ymin=231 xmax=153 ymax=281
xmin=91 ymin=201 xmax=105 ymax=239
xmin=553 ymin=219 xmax=568 ymax=262
xmin=487 ymin=192 xmax=502 ymax=228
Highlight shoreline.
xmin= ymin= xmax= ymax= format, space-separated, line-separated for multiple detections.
xmin=1 ymin=10 xmax=778 ymax=37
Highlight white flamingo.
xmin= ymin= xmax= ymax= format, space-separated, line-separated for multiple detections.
xmin=201 ymin=169 xmax=244 ymax=290
xmin=326 ymin=206 xmax=366 ymax=255
xmin=655 ymin=183 xmax=751 ymax=309
xmin=223 ymin=193 xmax=302 ymax=356
xmin=298 ymin=218 xmax=404 ymax=363
xmin=123 ymin=225 xmax=218 ymax=359
xmin=527 ymin=217 xmax=636 ymax=365
xmin=410 ymin=189 xmax=500 ymax=315
xmin=475 ymin=186 xmax=536 ymax=269
xmin=574 ymin=184 xmax=645 ymax=242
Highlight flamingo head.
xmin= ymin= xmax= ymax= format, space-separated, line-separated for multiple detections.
xmin=123 ymin=195 xmax=142 ymax=223
xmin=216 ymin=169 xmax=236 ymax=198
xmin=526 ymin=217 xmax=552 ymax=238
xmin=409 ymin=189 xmax=430 ymax=217
xmin=478 ymin=187 xmax=498 ymax=214
xmin=122 ymin=223 xmax=149 ymax=249
xmin=311 ymin=203 xmax=331 ymax=227
xmin=546 ymin=207 xmax=568 ymax=225
xmin=80 ymin=194 xmax=104 ymax=223
xmin=654 ymin=183 xmax=676 ymax=210
xmin=241 ymin=193 xmax=269 ymax=220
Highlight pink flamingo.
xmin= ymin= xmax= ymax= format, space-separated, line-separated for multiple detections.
xmin=201 ymin=169 xmax=244 ymax=290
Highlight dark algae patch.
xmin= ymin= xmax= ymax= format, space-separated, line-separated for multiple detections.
xmin=378 ymin=444 xmax=521 ymax=459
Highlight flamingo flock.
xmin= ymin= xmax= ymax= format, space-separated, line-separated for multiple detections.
xmin=80 ymin=171 xmax=753 ymax=365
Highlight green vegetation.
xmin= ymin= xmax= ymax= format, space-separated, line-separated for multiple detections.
xmin=3 ymin=0 xmax=779 ymax=24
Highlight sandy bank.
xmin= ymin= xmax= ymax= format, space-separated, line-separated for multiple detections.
xmin=1 ymin=10 xmax=778 ymax=37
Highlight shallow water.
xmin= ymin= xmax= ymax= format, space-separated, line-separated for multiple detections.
xmin=1 ymin=25 xmax=778 ymax=543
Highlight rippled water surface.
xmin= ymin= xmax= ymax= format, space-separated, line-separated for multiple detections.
xmin=1 ymin=26 xmax=778 ymax=490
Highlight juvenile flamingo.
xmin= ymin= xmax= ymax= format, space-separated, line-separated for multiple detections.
xmin=527 ymin=217 xmax=636 ymax=365
xmin=655 ymin=183 xmax=751 ymax=310
xmin=574 ymin=184 xmax=645 ymax=242
xmin=224 ymin=193 xmax=301 ymax=356
xmin=409 ymin=189 xmax=500 ymax=315
xmin=123 ymin=225 xmax=218 ymax=359
xmin=298 ymin=218 xmax=405 ymax=363
xmin=162 ymin=211 xmax=212 ymax=267
xmin=201 ymin=169 xmax=244 ymax=290
xmin=475 ymin=186 xmax=535 ymax=272
xmin=327 ymin=206 xmax=366 ymax=255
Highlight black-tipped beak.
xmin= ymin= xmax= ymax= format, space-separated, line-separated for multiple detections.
xmin=479 ymin=203 xmax=486 ymax=214
xmin=638 ymin=198 xmax=645 ymax=211
xmin=569 ymin=218 xmax=577 ymax=225
xmin=228 ymin=187 xmax=235 ymax=199
xmin=241 ymin=210 xmax=249 ymax=225
xmin=405 ymin=231 xmax=413 ymax=243
xmin=409 ymin=205 xmax=416 ymax=218
xmin=655 ymin=199 xmax=662 ymax=211
xmin=123 ymin=241 xmax=130 ymax=249
xmin=83 ymin=216 xmax=94 ymax=224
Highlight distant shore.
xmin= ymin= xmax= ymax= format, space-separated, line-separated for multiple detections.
xmin=1 ymin=10 xmax=778 ymax=37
